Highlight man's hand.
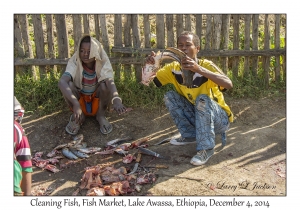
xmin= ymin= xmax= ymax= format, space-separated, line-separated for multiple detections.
xmin=181 ymin=56 xmax=199 ymax=73
xmin=72 ymin=103 xmax=83 ymax=123
xmin=112 ymin=98 xmax=128 ymax=115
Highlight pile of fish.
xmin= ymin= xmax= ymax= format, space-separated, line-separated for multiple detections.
xmin=32 ymin=134 xmax=101 ymax=173
xmin=73 ymin=163 xmax=158 ymax=196
xmin=71 ymin=136 xmax=170 ymax=196
xmin=50 ymin=134 xmax=101 ymax=160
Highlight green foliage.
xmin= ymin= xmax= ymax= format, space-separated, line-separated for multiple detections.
xmin=226 ymin=69 xmax=286 ymax=99
xmin=14 ymin=71 xmax=65 ymax=115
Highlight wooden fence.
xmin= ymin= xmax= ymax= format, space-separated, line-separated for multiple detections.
xmin=14 ymin=14 xmax=286 ymax=87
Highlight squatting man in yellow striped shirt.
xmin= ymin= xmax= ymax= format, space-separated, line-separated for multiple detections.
xmin=143 ymin=31 xmax=234 ymax=166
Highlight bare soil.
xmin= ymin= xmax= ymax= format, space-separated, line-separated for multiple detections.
xmin=24 ymin=95 xmax=286 ymax=196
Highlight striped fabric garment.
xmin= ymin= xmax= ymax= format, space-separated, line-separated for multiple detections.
xmin=14 ymin=121 xmax=32 ymax=170
xmin=81 ymin=63 xmax=98 ymax=95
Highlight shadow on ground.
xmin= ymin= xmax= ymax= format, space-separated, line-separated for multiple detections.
xmin=23 ymin=95 xmax=286 ymax=196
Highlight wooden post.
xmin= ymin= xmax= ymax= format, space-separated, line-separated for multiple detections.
xmin=244 ymin=14 xmax=251 ymax=76
xmin=72 ymin=15 xmax=82 ymax=52
xmin=123 ymin=14 xmax=132 ymax=80
xmin=45 ymin=14 xmax=57 ymax=76
xmin=32 ymin=14 xmax=46 ymax=78
xmin=212 ymin=14 xmax=222 ymax=64
xmin=232 ymin=14 xmax=240 ymax=78
xmin=143 ymin=14 xmax=151 ymax=48
xmin=113 ymin=14 xmax=123 ymax=80
xmin=156 ymin=14 xmax=165 ymax=49
xmin=166 ymin=14 xmax=174 ymax=47
xmin=281 ymin=15 xmax=286 ymax=81
xmin=14 ymin=15 xmax=24 ymax=57
xmin=176 ymin=14 xmax=184 ymax=40
xmin=131 ymin=14 xmax=142 ymax=82
xmin=205 ymin=15 xmax=212 ymax=51
xmin=220 ymin=14 xmax=230 ymax=74
xmin=263 ymin=14 xmax=270 ymax=88
xmin=184 ymin=14 xmax=192 ymax=31
xmin=18 ymin=14 xmax=36 ymax=79
xmin=14 ymin=15 xmax=24 ymax=76
xmin=83 ymin=14 xmax=90 ymax=34
xmin=99 ymin=14 xmax=110 ymax=55
xmin=55 ymin=14 xmax=69 ymax=72
xmin=274 ymin=14 xmax=281 ymax=83
xmin=252 ymin=14 xmax=259 ymax=77
xmin=94 ymin=15 xmax=101 ymax=42
xmin=195 ymin=14 xmax=203 ymax=51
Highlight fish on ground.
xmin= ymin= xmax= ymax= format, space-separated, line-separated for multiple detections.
xmin=106 ymin=136 xmax=133 ymax=147
xmin=62 ymin=147 xmax=78 ymax=160
xmin=69 ymin=147 xmax=90 ymax=158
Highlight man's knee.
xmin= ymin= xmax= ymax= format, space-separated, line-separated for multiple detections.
xmin=195 ymin=94 xmax=210 ymax=112
xmin=96 ymin=80 xmax=110 ymax=98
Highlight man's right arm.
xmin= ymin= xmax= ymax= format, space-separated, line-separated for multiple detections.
xmin=58 ymin=75 xmax=78 ymax=105
xmin=58 ymin=74 xmax=82 ymax=122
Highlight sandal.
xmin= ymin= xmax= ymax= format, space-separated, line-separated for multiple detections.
xmin=100 ymin=123 xmax=113 ymax=135
xmin=65 ymin=114 xmax=80 ymax=135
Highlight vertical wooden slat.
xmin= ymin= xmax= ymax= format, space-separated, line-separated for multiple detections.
xmin=195 ymin=14 xmax=203 ymax=50
xmin=184 ymin=14 xmax=192 ymax=31
xmin=14 ymin=15 xmax=24 ymax=57
xmin=19 ymin=15 xmax=33 ymax=59
xmin=32 ymin=14 xmax=46 ymax=77
xmin=45 ymin=14 xmax=57 ymax=74
xmin=205 ymin=15 xmax=213 ymax=51
xmin=55 ymin=14 xmax=69 ymax=72
xmin=94 ymin=14 xmax=101 ymax=42
xmin=274 ymin=14 xmax=281 ymax=82
xmin=83 ymin=14 xmax=90 ymax=34
xmin=123 ymin=14 xmax=132 ymax=80
xmin=14 ymin=15 xmax=24 ymax=76
xmin=72 ymin=14 xmax=82 ymax=51
xmin=131 ymin=15 xmax=142 ymax=82
xmin=252 ymin=14 xmax=259 ymax=76
xmin=114 ymin=14 xmax=123 ymax=80
xmin=99 ymin=14 xmax=110 ymax=55
xmin=124 ymin=15 xmax=132 ymax=47
xmin=281 ymin=15 xmax=286 ymax=81
xmin=166 ymin=14 xmax=174 ymax=47
xmin=156 ymin=14 xmax=165 ymax=49
xmin=132 ymin=15 xmax=141 ymax=48
xmin=114 ymin=15 xmax=123 ymax=47
xmin=143 ymin=14 xmax=151 ymax=48
xmin=212 ymin=15 xmax=222 ymax=64
xmin=244 ymin=14 xmax=251 ymax=76
xmin=263 ymin=14 xmax=270 ymax=87
xmin=18 ymin=14 xmax=36 ymax=78
xmin=176 ymin=14 xmax=184 ymax=40
xmin=220 ymin=14 xmax=230 ymax=74
xmin=232 ymin=14 xmax=240 ymax=78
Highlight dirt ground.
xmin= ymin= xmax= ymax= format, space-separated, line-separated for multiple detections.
xmin=23 ymin=94 xmax=286 ymax=196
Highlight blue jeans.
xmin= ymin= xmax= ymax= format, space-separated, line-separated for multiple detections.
xmin=164 ymin=91 xmax=230 ymax=151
